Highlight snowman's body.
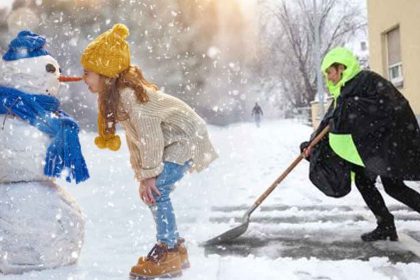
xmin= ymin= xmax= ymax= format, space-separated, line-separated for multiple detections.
xmin=0 ymin=118 xmax=50 ymax=183
xmin=0 ymin=32 xmax=85 ymax=274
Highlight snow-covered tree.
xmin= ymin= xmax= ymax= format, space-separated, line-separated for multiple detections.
xmin=258 ymin=0 xmax=366 ymax=110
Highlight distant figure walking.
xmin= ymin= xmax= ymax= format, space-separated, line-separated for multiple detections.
xmin=251 ymin=102 xmax=263 ymax=127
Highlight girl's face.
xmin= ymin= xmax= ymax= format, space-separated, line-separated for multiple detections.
xmin=83 ymin=70 xmax=103 ymax=93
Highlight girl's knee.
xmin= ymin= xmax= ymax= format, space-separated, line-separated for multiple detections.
xmin=153 ymin=184 xmax=173 ymax=202
xmin=153 ymin=193 xmax=170 ymax=204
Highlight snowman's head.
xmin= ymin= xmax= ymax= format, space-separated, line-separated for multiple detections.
xmin=0 ymin=30 xmax=81 ymax=96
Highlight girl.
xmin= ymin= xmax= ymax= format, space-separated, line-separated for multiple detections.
xmin=81 ymin=24 xmax=218 ymax=279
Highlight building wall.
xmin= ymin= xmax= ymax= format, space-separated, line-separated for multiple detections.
xmin=367 ymin=0 xmax=420 ymax=116
xmin=310 ymin=97 xmax=334 ymax=129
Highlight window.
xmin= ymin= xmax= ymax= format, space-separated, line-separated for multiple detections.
xmin=386 ymin=27 xmax=403 ymax=87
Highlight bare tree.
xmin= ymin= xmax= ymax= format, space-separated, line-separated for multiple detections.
xmin=258 ymin=0 xmax=366 ymax=109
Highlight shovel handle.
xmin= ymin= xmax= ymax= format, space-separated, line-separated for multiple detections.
xmin=248 ymin=125 xmax=330 ymax=215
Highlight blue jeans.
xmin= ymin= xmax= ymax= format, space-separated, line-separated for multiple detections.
xmin=150 ymin=161 xmax=191 ymax=249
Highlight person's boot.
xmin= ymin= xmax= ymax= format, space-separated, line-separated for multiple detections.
xmin=176 ymin=238 xmax=190 ymax=269
xmin=361 ymin=218 xmax=398 ymax=242
xmin=130 ymin=243 xmax=182 ymax=279
xmin=137 ymin=238 xmax=190 ymax=270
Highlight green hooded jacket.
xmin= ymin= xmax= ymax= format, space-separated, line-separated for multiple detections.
xmin=321 ymin=47 xmax=364 ymax=167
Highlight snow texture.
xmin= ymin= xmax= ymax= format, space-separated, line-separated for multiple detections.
xmin=0 ymin=118 xmax=50 ymax=183
xmin=3 ymin=120 xmax=420 ymax=279
xmin=0 ymin=181 xmax=84 ymax=274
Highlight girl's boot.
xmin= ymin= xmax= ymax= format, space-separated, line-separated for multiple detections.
xmin=176 ymin=238 xmax=190 ymax=269
xmin=137 ymin=238 xmax=190 ymax=269
xmin=130 ymin=243 xmax=182 ymax=279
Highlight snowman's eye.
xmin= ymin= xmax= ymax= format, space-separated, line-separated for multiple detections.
xmin=46 ymin=64 xmax=56 ymax=73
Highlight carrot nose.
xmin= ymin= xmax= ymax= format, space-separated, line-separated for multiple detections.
xmin=58 ymin=75 xmax=83 ymax=82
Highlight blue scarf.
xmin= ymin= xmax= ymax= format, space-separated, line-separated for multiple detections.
xmin=0 ymin=86 xmax=89 ymax=184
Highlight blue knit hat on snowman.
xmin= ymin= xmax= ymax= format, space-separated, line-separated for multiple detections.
xmin=3 ymin=30 xmax=49 ymax=61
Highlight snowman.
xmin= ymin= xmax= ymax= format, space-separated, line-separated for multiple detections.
xmin=0 ymin=31 xmax=89 ymax=274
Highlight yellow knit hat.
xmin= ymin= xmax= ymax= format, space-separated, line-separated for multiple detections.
xmin=81 ymin=23 xmax=130 ymax=78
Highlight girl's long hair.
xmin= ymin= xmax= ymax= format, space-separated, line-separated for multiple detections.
xmin=98 ymin=65 xmax=158 ymax=135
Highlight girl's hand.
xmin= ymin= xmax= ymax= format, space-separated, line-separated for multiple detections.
xmin=139 ymin=177 xmax=160 ymax=205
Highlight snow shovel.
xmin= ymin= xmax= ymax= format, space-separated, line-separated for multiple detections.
xmin=202 ymin=125 xmax=330 ymax=246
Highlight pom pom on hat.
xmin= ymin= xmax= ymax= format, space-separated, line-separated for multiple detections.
xmin=3 ymin=30 xmax=49 ymax=61
xmin=112 ymin=23 xmax=129 ymax=39
xmin=94 ymin=135 xmax=121 ymax=151
xmin=94 ymin=110 xmax=121 ymax=151
xmin=80 ymin=23 xmax=131 ymax=78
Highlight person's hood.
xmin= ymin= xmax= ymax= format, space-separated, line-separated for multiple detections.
xmin=321 ymin=47 xmax=361 ymax=99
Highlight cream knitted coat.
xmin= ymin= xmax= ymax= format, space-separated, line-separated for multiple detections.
xmin=119 ymin=87 xmax=218 ymax=181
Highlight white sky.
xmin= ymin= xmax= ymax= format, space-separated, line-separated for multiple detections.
xmin=0 ymin=0 xmax=14 ymax=9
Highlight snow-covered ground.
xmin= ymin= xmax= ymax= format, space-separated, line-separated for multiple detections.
xmin=3 ymin=119 xmax=420 ymax=280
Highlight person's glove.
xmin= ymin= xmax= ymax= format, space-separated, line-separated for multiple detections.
xmin=300 ymin=141 xmax=311 ymax=161
xmin=300 ymin=141 xmax=309 ymax=153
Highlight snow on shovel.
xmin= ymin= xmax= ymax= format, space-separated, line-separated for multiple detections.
xmin=202 ymin=125 xmax=330 ymax=246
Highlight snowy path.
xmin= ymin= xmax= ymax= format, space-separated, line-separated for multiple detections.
xmin=3 ymin=120 xmax=420 ymax=280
